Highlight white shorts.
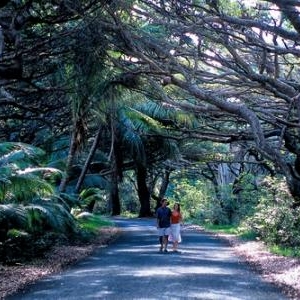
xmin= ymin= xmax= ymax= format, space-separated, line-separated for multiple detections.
xmin=158 ymin=227 xmax=171 ymax=236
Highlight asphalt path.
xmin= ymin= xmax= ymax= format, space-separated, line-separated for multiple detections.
xmin=8 ymin=217 xmax=288 ymax=300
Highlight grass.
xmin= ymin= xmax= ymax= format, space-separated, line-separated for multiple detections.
xmin=121 ymin=211 xmax=139 ymax=218
xmin=238 ymin=230 xmax=258 ymax=240
xmin=203 ymin=224 xmax=258 ymax=241
xmin=78 ymin=214 xmax=114 ymax=234
xmin=269 ymin=245 xmax=300 ymax=257
xmin=201 ymin=221 xmax=300 ymax=258
xmin=203 ymin=224 xmax=239 ymax=234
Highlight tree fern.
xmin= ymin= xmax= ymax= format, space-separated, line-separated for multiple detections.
xmin=0 ymin=204 xmax=28 ymax=229
xmin=0 ymin=142 xmax=80 ymax=241
xmin=25 ymin=201 xmax=78 ymax=235
xmin=2 ymin=174 xmax=54 ymax=204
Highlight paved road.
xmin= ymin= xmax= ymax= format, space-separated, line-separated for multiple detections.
xmin=8 ymin=217 xmax=288 ymax=300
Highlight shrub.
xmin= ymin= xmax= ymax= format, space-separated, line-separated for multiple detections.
xmin=243 ymin=176 xmax=300 ymax=247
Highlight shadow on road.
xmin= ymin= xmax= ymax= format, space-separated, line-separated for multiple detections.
xmin=8 ymin=217 xmax=289 ymax=300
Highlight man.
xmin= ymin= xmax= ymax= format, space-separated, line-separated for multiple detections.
xmin=156 ymin=198 xmax=172 ymax=253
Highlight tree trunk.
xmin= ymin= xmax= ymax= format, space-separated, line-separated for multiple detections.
xmin=110 ymin=163 xmax=121 ymax=215
xmin=109 ymin=134 xmax=122 ymax=215
xmin=136 ymin=164 xmax=152 ymax=217
xmin=287 ymin=174 xmax=300 ymax=208
xmin=283 ymin=131 xmax=300 ymax=208
xmin=75 ymin=127 xmax=103 ymax=193
xmin=154 ymin=168 xmax=172 ymax=211
xmin=59 ymin=128 xmax=78 ymax=193
xmin=108 ymin=146 xmax=121 ymax=215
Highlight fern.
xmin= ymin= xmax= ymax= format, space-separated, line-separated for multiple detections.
xmin=0 ymin=204 xmax=28 ymax=229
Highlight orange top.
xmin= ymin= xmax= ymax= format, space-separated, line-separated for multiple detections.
xmin=171 ymin=211 xmax=182 ymax=224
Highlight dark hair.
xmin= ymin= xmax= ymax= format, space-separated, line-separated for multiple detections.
xmin=174 ymin=202 xmax=181 ymax=212
xmin=161 ymin=198 xmax=169 ymax=205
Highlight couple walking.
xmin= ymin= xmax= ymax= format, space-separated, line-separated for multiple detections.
xmin=156 ymin=198 xmax=183 ymax=253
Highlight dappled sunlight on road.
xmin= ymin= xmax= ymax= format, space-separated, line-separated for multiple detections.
xmin=133 ymin=265 xmax=239 ymax=277
xmin=8 ymin=218 xmax=288 ymax=300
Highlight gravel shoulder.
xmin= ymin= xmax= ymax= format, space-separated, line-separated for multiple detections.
xmin=0 ymin=227 xmax=120 ymax=299
xmin=213 ymin=231 xmax=300 ymax=300
xmin=1 ymin=221 xmax=299 ymax=299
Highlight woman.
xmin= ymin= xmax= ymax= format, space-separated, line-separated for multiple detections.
xmin=169 ymin=203 xmax=183 ymax=252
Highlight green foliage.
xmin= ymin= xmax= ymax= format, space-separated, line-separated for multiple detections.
xmin=77 ymin=175 xmax=110 ymax=190
xmin=53 ymin=193 xmax=80 ymax=212
xmin=7 ymin=229 xmax=29 ymax=239
xmin=0 ymin=204 xmax=28 ymax=230
xmin=238 ymin=230 xmax=258 ymax=241
xmin=169 ymin=177 xmax=216 ymax=222
xmin=78 ymin=187 xmax=109 ymax=214
xmin=0 ymin=142 xmax=46 ymax=167
xmin=2 ymin=174 xmax=55 ymax=203
xmin=230 ymin=173 xmax=260 ymax=224
xmin=203 ymin=224 xmax=239 ymax=234
xmin=0 ymin=201 xmax=78 ymax=237
xmin=119 ymin=173 xmax=140 ymax=214
xmin=0 ymin=142 xmax=80 ymax=244
xmin=0 ymin=142 xmax=61 ymax=203
xmin=121 ymin=211 xmax=138 ymax=218
xmin=141 ymin=23 xmax=167 ymax=39
xmin=269 ymin=245 xmax=300 ymax=258
xmin=25 ymin=200 xmax=78 ymax=235
xmin=187 ymin=171 xmax=261 ymax=226
xmin=201 ymin=223 xmax=258 ymax=241
xmin=77 ymin=214 xmax=113 ymax=234
xmin=118 ymin=108 xmax=146 ymax=165
xmin=243 ymin=176 xmax=300 ymax=247
xmin=175 ymin=172 xmax=300 ymax=249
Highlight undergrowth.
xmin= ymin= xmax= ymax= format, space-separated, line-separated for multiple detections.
xmin=77 ymin=214 xmax=114 ymax=234
xmin=269 ymin=245 xmax=300 ymax=258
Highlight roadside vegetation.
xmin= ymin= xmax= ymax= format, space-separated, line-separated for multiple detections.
xmin=1 ymin=140 xmax=300 ymax=264
xmin=170 ymin=176 xmax=300 ymax=258
xmin=1 ymin=0 xmax=300 ymax=273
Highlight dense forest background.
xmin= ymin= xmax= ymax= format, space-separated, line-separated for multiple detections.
xmin=1 ymin=0 xmax=300 ymax=261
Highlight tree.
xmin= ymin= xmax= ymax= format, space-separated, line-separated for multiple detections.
xmin=94 ymin=0 xmax=300 ymax=207
xmin=4 ymin=0 xmax=300 ymax=213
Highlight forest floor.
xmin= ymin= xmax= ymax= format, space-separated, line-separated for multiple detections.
xmin=0 ymin=224 xmax=299 ymax=299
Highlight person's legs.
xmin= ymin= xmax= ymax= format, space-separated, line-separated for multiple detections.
xmin=173 ymin=240 xmax=178 ymax=251
xmin=158 ymin=228 xmax=164 ymax=252
xmin=172 ymin=224 xmax=180 ymax=252
xmin=159 ymin=236 xmax=163 ymax=252
xmin=163 ymin=235 xmax=169 ymax=252
xmin=163 ymin=227 xmax=171 ymax=252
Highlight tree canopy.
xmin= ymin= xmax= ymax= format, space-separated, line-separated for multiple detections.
xmin=2 ymin=0 xmax=300 ymax=212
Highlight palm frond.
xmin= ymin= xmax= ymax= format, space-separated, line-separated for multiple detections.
xmin=0 ymin=142 xmax=45 ymax=168
xmin=122 ymin=107 xmax=164 ymax=134
xmin=25 ymin=201 xmax=78 ymax=234
xmin=3 ymin=174 xmax=54 ymax=204
xmin=16 ymin=167 xmax=63 ymax=185
xmin=0 ymin=166 xmax=13 ymax=177
xmin=79 ymin=188 xmax=103 ymax=202
xmin=118 ymin=109 xmax=146 ymax=163
xmin=78 ymin=174 xmax=110 ymax=190
xmin=46 ymin=159 xmax=67 ymax=170
xmin=0 ymin=204 xmax=28 ymax=229
xmin=164 ymin=139 xmax=181 ymax=160
xmin=135 ymin=100 xmax=199 ymax=128
xmin=135 ymin=100 xmax=169 ymax=120
xmin=16 ymin=167 xmax=62 ymax=176
xmin=46 ymin=137 xmax=70 ymax=163
xmin=79 ymin=188 xmax=104 ymax=210
xmin=51 ymin=193 xmax=80 ymax=211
